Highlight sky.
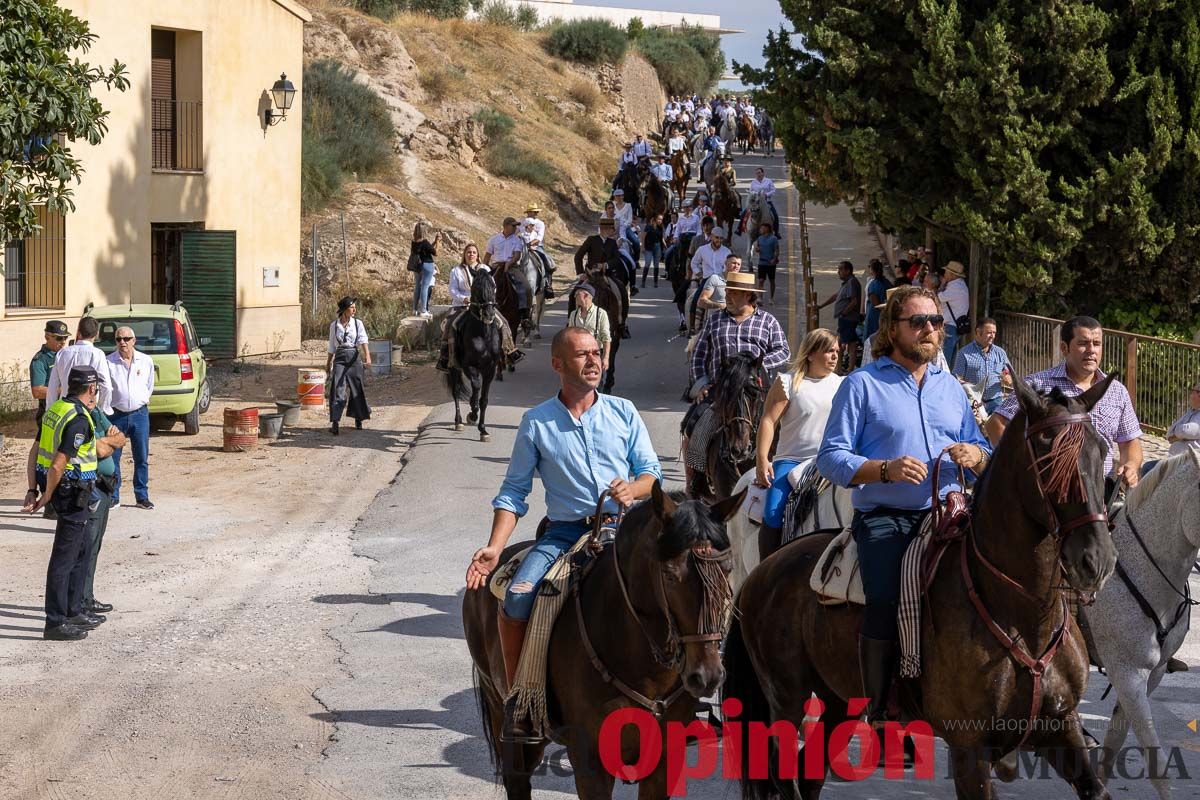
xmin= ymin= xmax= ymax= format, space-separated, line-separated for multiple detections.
xmin=591 ymin=0 xmax=788 ymax=89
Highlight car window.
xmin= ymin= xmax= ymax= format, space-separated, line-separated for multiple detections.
xmin=95 ymin=318 xmax=179 ymax=355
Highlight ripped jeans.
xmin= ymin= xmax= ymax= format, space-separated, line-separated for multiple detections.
xmin=502 ymin=519 xmax=591 ymax=620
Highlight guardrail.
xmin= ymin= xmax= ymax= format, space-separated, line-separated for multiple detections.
xmin=994 ymin=311 xmax=1200 ymax=435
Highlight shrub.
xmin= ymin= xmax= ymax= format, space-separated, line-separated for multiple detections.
xmin=479 ymin=0 xmax=520 ymax=27
xmin=626 ymin=17 xmax=645 ymax=41
xmin=352 ymin=0 xmax=469 ymax=19
xmin=419 ymin=64 xmax=466 ymax=101
xmin=483 ymin=139 xmax=556 ymax=188
xmin=573 ymin=116 xmax=605 ymax=141
xmin=472 ymin=107 xmax=515 ymax=139
xmin=568 ymin=80 xmax=602 ymax=111
xmin=544 ymin=18 xmax=628 ymax=65
xmin=302 ymin=60 xmax=396 ymax=212
xmin=515 ymin=3 xmax=539 ymax=31
xmin=637 ymin=24 xmax=725 ymax=95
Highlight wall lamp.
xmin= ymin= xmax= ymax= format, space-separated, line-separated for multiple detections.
xmin=264 ymin=72 xmax=297 ymax=126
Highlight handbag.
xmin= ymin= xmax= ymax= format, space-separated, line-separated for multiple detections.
xmin=406 ymin=248 xmax=422 ymax=273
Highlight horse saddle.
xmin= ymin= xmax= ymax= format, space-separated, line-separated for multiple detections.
xmin=810 ymin=527 xmax=866 ymax=606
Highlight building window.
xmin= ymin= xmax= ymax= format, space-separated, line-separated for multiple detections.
xmin=151 ymin=28 xmax=203 ymax=172
xmin=4 ymin=207 xmax=66 ymax=310
xmin=151 ymin=222 xmax=204 ymax=304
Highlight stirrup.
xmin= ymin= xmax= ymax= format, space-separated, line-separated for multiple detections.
xmin=501 ymin=696 xmax=546 ymax=744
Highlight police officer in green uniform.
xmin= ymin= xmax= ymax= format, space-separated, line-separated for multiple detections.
xmin=22 ymin=320 xmax=70 ymax=513
xmin=27 ymin=366 xmax=111 ymax=640
xmin=82 ymin=407 xmax=125 ymax=616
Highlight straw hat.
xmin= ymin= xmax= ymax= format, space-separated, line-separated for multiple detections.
xmin=875 ymin=285 xmax=905 ymax=309
xmin=944 ymin=260 xmax=967 ymax=278
xmin=724 ymin=271 xmax=764 ymax=293
xmin=526 ymin=203 xmax=541 ymax=214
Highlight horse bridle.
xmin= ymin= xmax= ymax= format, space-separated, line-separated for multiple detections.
xmin=573 ymin=491 xmax=734 ymax=718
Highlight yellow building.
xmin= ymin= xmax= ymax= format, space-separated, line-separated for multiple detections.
xmin=1 ymin=0 xmax=310 ymax=361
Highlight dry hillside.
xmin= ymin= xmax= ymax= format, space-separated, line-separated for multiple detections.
xmin=300 ymin=3 xmax=666 ymax=316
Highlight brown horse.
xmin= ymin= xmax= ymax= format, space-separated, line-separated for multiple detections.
xmin=723 ymin=374 xmax=1119 ymax=799
xmin=736 ymin=113 xmax=758 ymax=155
xmin=689 ymin=351 xmax=769 ymax=501
xmin=462 ymin=483 xmax=745 ymax=800
xmin=640 ymin=174 xmax=671 ymax=224
xmin=492 ymin=263 xmax=523 ymax=377
xmin=711 ymin=166 xmax=740 ymax=246
xmin=670 ymin=150 xmax=690 ymax=208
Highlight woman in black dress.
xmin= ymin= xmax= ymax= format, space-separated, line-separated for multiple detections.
xmin=326 ymin=296 xmax=372 ymax=435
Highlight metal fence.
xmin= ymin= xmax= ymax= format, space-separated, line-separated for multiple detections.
xmin=152 ymin=99 xmax=203 ymax=172
xmin=995 ymin=311 xmax=1200 ymax=435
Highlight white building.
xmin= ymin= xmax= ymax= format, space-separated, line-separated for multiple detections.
xmin=478 ymin=0 xmax=740 ymax=34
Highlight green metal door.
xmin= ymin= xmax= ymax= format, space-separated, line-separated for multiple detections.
xmin=180 ymin=230 xmax=237 ymax=358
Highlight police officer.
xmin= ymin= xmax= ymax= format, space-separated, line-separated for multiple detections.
xmin=28 ymin=366 xmax=118 ymax=640
xmin=22 ymin=320 xmax=70 ymax=513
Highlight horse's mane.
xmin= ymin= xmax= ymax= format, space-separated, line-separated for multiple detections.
xmin=713 ymin=351 xmax=765 ymax=404
xmin=470 ymin=268 xmax=496 ymax=305
xmin=1126 ymin=450 xmax=1199 ymax=513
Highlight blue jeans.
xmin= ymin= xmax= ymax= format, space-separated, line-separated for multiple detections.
xmin=109 ymin=405 xmax=150 ymax=503
xmin=762 ymin=459 xmax=801 ymax=528
xmin=851 ymin=508 xmax=928 ymax=640
xmin=413 ymin=261 xmax=436 ymax=314
xmin=502 ymin=519 xmax=590 ymax=620
xmin=942 ymin=325 xmax=959 ymax=366
xmin=641 ymin=244 xmax=662 ymax=282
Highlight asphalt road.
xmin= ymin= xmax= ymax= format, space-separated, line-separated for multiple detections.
xmin=313 ymin=152 xmax=1200 ymax=799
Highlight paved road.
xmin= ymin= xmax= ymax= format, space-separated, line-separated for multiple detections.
xmin=313 ymin=152 xmax=1200 ymax=799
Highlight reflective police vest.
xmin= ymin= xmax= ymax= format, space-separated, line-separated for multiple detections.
xmin=36 ymin=398 xmax=98 ymax=480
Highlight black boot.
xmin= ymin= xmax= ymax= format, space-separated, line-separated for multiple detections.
xmin=859 ymin=636 xmax=896 ymax=723
xmin=757 ymin=524 xmax=783 ymax=562
xmin=1168 ymin=656 xmax=1190 ymax=673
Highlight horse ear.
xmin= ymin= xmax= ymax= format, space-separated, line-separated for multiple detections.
xmin=1077 ymin=371 xmax=1117 ymax=413
xmin=1011 ymin=368 xmax=1043 ymax=418
xmin=709 ymin=488 xmax=747 ymax=523
xmin=650 ymin=480 xmax=676 ymax=520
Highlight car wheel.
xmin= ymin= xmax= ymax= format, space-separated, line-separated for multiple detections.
xmin=183 ymin=403 xmax=200 ymax=436
xmin=197 ymin=378 xmax=212 ymax=415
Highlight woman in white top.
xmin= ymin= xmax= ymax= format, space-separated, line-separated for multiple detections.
xmin=754 ymin=328 xmax=843 ymax=555
xmin=325 ymin=296 xmax=371 ymax=435
xmin=612 ymin=190 xmax=633 ymax=230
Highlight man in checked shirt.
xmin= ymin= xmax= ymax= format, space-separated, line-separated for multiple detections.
xmin=986 ymin=315 xmax=1144 ymax=500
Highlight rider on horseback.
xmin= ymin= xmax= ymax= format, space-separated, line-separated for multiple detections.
xmin=748 ymin=167 xmax=780 ymax=233
xmin=435 ymin=243 xmax=523 ymax=373
xmin=484 ymin=217 xmax=531 ymax=319
xmin=574 ymin=217 xmax=632 ymax=338
xmin=698 ymin=126 xmax=722 ymax=184
xmin=521 ymin=203 xmax=556 ymax=300
xmin=464 ymin=326 xmax=662 ymax=742
xmin=815 ymin=285 xmax=992 ymax=726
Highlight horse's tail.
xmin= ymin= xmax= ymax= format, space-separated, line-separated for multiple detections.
xmin=445 ymin=366 xmax=469 ymax=401
xmin=722 ymin=614 xmax=774 ymax=800
xmin=471 ymin=665 xmax=502 ymax=780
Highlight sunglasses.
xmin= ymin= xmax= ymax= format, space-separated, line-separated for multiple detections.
xmin=116 ymin=336 xmax=135 ymax=342
xmin=896 ymin=314 xmax=946 ymax=330
xmin=51 ymin=335 xmax=69 ymax=342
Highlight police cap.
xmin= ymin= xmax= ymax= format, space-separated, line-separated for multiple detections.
xmin=67 ymin=366 xmax=100 ymax=391
xmin=44 ymin=320 xmax=69 ymax=336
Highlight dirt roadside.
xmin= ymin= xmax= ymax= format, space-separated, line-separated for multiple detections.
xmin=0 ymin=343 xmax=443 ymax=800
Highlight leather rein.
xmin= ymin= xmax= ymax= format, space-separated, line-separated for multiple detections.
xmin=937 ymin=412 xmax=1104 ymax=750
xmin=572 ymin=491 xmax=733 ymax=718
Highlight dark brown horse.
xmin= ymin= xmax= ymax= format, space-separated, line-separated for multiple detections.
xmin=492 ymin=263 xmax=523 ymax=377
xmin=723 ymin=374 xmax=1119 ymax=799
xmin=711 ymin=166 xmax=740 ymax=246
xmin=670 ymin=150 xmax=690 ymax=208
xmin=462 ymin=483 xmax=745 ymax=799
xmin=640 ymin=174 xmax=671 ymax=224
xmin=689 ymin=352 xmax=768 ymax=501
xmin=566 ymin=269 xmax=625 ymax=393
xmin=736 ymin=113 xmax=758 ymax=155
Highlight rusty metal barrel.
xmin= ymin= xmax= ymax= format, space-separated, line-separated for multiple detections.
xmin=222 ymin=407 xmax=260 ymax=452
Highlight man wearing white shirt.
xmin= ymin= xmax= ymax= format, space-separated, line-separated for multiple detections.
xmin=690 ymin=226 xmax=732 ymax=281
xmin=107 ymin=326 xmax=156 ymax=509
xmin=485 ymin=217 xmax=531 ymax=317
xmin=47 ymin=316 xmax=112 ymax=415
xmin=749 ymin=167 xmax=780 ymax=232
xmin=651 ymin=153 xmax=673 ymax=184
xmin=937 ymin=260 xmax=971 ymax=365
xmin=631 ymin=133 xmax=652 ymax=160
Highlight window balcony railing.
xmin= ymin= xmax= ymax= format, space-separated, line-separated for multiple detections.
xmin=152 ymin=99 xmax=203 ymax=172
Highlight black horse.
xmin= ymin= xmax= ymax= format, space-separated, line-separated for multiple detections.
xmin=688 ymin=351 xmax=769 ymax=501
xmin=446 ymin=269 xmax=503 ymax=442
xmin=757 ymin=111 xmax=775 ymax=157
xmin=666 ymin=232 xmax=696 ymax=332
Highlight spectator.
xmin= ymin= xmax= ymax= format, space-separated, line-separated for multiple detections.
xmin=641 ymin=214 xmax=665 ymax=288
xmin=410 ymin=222 xmax=441 ymax=318
xmin=565 ymin=283 xmax=611 ymax=376
xmin=752 ymin=222 xmax=780 ymax=305
xmin=47 ymin=317 xmax=112 ymax=414
xmin=106 ymin=326 xmax=156 ymax=509
xmin=939 ymin=260 xmax=970 ymax=365
xmin=864 ymin=259 xmax=888 ymax=339
xmin=952 ymin=317 xmax=1011 ymax=414
xmin=817 ymin=260 xmax=863 ymax=371
xmin=1166 ymin=379 xmax=1200 ymax=458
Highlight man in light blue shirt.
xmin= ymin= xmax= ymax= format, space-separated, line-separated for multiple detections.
xmin=464 ymin=326 xmax=662 ymax=741
xmin=952 ymin=317 xmax=1011 ymax=414
xmin=817 ymin=285 xmax=991 ymax=725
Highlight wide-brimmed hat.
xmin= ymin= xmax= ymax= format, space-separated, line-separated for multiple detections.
xmin=944 ymin=260 xmax=967 ymax=278
xmin=875 ymin=286 xmax=905 ymax=309
xmin=525 ymin=203 xmax=541 ymax=214
xmin=723 ymin=271 xmax=764 ymax=293
xmin=599 ymin=217 xmax=616 ymax=228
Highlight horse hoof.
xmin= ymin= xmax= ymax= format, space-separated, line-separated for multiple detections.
xmin=467 ymin=412 xmax=478 ymax=424
xmin=535 ymin=331 xmax=542 ymax=339
xmin=454 ymin=423 xmax=463 ymax=432
xmin=480 ymin=433 xmax=491 ymax=442
xmin=507 ymin=364 xmax=515 ymax=372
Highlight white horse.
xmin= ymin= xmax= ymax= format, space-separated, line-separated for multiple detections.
xmin=513 ymin=245 xmax=550 ymax=345
xmin=719 ymin=112 xmax=737 ymax=152
xmin=1086 ymin=450 xmax=1200 ymax=800
xmin=725 ymin=463 xmax=855 ymax=593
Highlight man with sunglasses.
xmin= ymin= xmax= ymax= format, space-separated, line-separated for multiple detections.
xmin=818 ymin=285 xmax=991 ymax=726
xmin=22 ymin=321 xmax=71 ymax=513
xmin=107 ymin=327 xmax=157 ymax=510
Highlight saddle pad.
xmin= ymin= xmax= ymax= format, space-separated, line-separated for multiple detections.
xmin=742 ymin=482 xmax=768 ymax=525
xmin=489 ymin=542 xmax=535 ymax=602
xmin=899 ymin=516 xmax=936 ymax=678
xmin=810 ymin=526 xmax=865 ymax=606
xmin=685 ymin=405 xmax=719 ymax=472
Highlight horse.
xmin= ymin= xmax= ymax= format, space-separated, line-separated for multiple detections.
xmin=700 ymin=146 xmax=724 ymax=196
xmin=1083 ymin=450 xmax=1200 ymax=800
xmin=492 ymin=263 xmax=524 ymax=377
xmin=745 ymin=191 xmax=775 ymax=258
xmin=462 ymin=483 xmax=744 ymax=799
xmin=689 ymin=351 xmax=769 ymax=502
xmin=723 ymin=373 xmax=1119 ymax=800
xmin=711 ymin=167 xmax=741 ymax=247
xmin=512 ymin=245 xmax=548 ymax=345
xmin=640 ymin=174 xmax=671 ymax=224
xmin=719 ymin=112 xmax=737 ymax=153
xmin=665 ymin=233 xmax=695 ymax=332
xmin=736 ymin=113 xmax=758 ymax=155
xmin=758 ymin=112 xmax=775 ymax=157
xmin=613 ymin=164 xmax=641 ymax=218
xmin=670 ymin=150 xmax=690 ymax=208
xmin=724 ymin=464 xmax=855 ymax=593
xmin=445 ymin=269 xmax=502 ymax=442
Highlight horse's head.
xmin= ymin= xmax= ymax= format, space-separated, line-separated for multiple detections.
xmin=1123 ymin=448 xmax=1200 ymax=551
xmin=712 ymin=351 xmax=768 ymax=465
xmin=637 ymin=482 xmax=743 ymax=698
xmin=748 ymin=191 xmax=762 ymax=212
xmin=1002 ymin=372 xmax=1118 ymax=594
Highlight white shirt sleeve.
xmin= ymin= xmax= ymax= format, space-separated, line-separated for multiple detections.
xmin=355 ymin=318 xmax=369 ymax=346
xmin=93 ymin=348 xmax=113 ymax=414
xmin=450 ymin=267 xmax=472 ymax=306
xmin=1174 ymin=421 xmax=1200 ymax=440
xmin=328 ymin=321 xmax=340 ymax=355
xmin=689 ymin=247 xmax=704 ymax=279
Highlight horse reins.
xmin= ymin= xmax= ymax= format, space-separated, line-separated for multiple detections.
xmin=573 ymin=491 xmax=733 ymax=719
xmin=1111 ymin=497 xmax=1199 ymax=647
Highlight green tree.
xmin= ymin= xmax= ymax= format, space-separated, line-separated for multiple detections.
xmin=638 ymin=24 xmax=725 ymax=95
xmin=737 ymin=1 xmax=1200 ymax=319
xmin=626 ymin=17 xmax=645 ymax=41
xmin=0 ymin=0 xmax=128 ymax=243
